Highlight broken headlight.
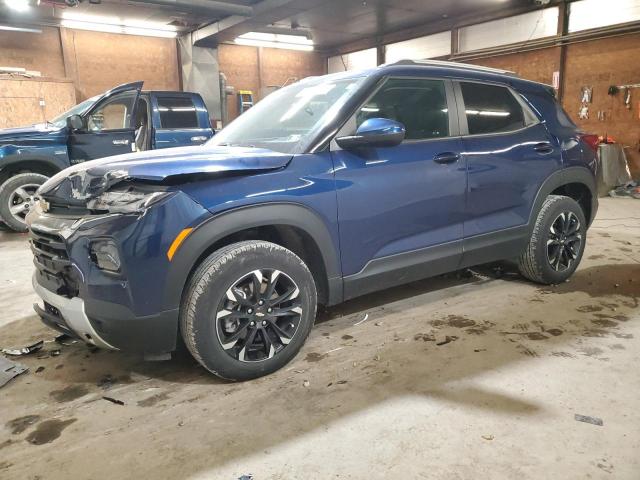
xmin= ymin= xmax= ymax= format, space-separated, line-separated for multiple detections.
xmin=90 ymin=239 xmax=121 ymax=273
xmin=86 ymin=188 xmax=175 ymax=214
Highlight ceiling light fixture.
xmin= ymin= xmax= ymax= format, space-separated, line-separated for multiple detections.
xmin=4 ymin=0 xmax=32 ymax=12
xmin=235 ymin=32 xmax=314 ymax=51
xmin=60 ymin=12 xmax=177 ymax=38
xmin=0 ymin=24 xmax=41 ymax=33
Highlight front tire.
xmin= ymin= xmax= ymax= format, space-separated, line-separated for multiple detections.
xmin=180 ymin=241 xmax=317 ymax=380
xmin=518 ymin=195 xmax=587 ymax=284
xmin=0 ymin=173 xmax=48 ymax=232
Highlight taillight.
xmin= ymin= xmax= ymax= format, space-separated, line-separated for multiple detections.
xmin=580 ymin=134 xmax=600 ymax=153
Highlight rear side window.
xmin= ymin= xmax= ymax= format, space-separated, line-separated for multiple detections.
xmin=357 ymin=78 xmax=449 ymax=140
xmin=157 ymin=96 xmax=199 ymax=129
xmin=459 ymin=82 xmax=528 ymax=135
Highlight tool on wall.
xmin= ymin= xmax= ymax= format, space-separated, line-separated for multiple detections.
xmin=608 ymin=82 xmax=640 ymax=109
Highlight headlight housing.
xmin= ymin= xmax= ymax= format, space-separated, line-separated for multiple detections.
xmin=86 ymin=187 xmax=175 ymax=214
xmin=90 ymin=239 xmax=121 ymax=273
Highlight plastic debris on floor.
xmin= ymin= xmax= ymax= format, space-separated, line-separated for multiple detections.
xmin=2 ymin=340 xmax=44 ymax=356
xmin=609 ymin=181 xmax=640 ymax=199
xmin=0 ymin=356 xmax=28 ymax=388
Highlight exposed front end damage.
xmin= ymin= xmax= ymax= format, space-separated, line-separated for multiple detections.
xmin=27 ymin=144 xmax=291 ymax=354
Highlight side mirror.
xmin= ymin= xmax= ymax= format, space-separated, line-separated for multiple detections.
xmin=336 ymin=118 xmax=405 ymax=150
xmin=67 ymin=114 xmax=84 ymax=131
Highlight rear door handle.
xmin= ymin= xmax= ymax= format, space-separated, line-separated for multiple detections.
xmin=112 ymin=139 xmax=129 ymax=145
xmin=533 ymin=142 xmax=554 ymax=154
xmin=433 ymin=152 xmax=460 ymax=164
xmin=191 ymin=136 xmax=208 ymax=143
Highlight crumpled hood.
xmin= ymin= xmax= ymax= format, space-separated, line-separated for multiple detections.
xmin=0 ymin=123 xmax=62 ymax=142
xmin=39 ymin=144 xmax=293 ymax=201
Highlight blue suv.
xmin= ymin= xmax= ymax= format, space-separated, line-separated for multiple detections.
xmin=27 ymin=60 xmax=598 ymax=380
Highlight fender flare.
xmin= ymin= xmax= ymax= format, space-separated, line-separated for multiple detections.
xmin=528 ymin=166 xmax=597 ymax=229
xmin=163 ymin=202 xmax=343 ymax=310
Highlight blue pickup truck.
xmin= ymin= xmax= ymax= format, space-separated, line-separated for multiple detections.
xmin=0 ymin=81 xmax=214 ymax=231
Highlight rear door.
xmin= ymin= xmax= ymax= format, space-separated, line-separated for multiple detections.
xmin=151 ymin=94 xmax=214 ymax=150
xmin=455 ymin=80 xmax=562 ymax=265
xmin=67 ymin=82 xmax=143 ymax=162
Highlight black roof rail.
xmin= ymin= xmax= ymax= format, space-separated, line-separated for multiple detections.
xmin=383 ymin=59 xmax=519 ymax=77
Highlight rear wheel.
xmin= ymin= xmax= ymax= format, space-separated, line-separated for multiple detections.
xmin=0 ymin=173 xmax=49 ymax=232
xmin=518 ymin=195 xmax=587 ymax=284
xmin=180 ymin=240 xmax=317 ymax=380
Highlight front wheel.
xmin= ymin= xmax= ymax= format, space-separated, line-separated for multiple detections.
xmin=518 ymin=195 xmax=587 ymax=284
xmin=180 ymin=241 xmax=317 ymax=380
xmin=0 ymin=173 xmax=49 ymax=232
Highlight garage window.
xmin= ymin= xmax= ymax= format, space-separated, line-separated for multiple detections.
xmin=357 ymin=78 xmax=449 ymax=140
xmin=459 ymin=82 xmax=528 ymax=135
xmin=157 ymin=96 xmax=199 ymax=129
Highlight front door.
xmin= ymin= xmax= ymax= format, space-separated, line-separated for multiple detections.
xmin=331 ymin=77 xmax=466 ymax=300
xmin=68 ymin=84 xmax=142 ymax=163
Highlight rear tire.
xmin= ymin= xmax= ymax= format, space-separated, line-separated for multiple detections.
xmin=180 ymin=240 xmax=317 ymax=381
xmin=0 ymin=173 xmax=49 ymax=232
xmin=518 ymin=195 xmax=587 ymax=284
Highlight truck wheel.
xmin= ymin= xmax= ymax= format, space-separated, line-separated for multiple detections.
xmin=518 ymin=195 xmax=587 ymax=285
xmin=0 ymin=173 xmax=49 ymax=232
xmin=180 ymin=240 xmax=317 ymax=380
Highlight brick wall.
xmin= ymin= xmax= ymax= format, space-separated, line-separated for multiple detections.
xmin=469 ymin=34 xmax=640 ymax=175
xmin=218 ymin=43 xmax=326 ymax=121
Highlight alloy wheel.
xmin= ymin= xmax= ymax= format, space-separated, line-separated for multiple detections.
xmin=8 ymin=183 xmax=40 ymax=225
xmin=215 ymin=269 xmax=302 ymax=362
xmin=546 ymin=211 xmax=582 ymax=272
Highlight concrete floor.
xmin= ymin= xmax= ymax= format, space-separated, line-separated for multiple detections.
xmin=0 ymin=198 xmax=638 ymax=480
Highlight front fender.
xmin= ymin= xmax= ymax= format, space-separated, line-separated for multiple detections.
xmin=163 ymin=202 xmax=343 ymax=311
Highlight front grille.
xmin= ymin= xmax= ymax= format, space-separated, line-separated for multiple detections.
xmin=30 ymin=228 xmax=79 ymax=298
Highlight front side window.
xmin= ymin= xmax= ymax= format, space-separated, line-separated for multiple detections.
xmin=357 ymin=78 xmax=449 ymax=140
xmin=460 ymin=82 xmax=527 ymax=135
xmin=87 ymin=91 xmax=137 ymax=132
xmin=157 ymin=96 xmax=199 ymax=129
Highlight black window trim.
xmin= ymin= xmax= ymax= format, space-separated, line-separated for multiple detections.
xmin=453 ymin=79 xmax=541 ymax=139
xmin=331 ymin=75 xmax=461 ymax=150
xmin=155 ymin=95 xmax=200 ymax=131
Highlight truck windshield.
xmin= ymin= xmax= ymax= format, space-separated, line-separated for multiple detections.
xmin=49 ymin=95 xmax=101 ymax=128
xmin=209 ymin=76 xmax=365 ymax=154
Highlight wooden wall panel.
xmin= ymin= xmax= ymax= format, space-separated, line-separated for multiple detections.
xmin=0 ymin=78 xmax=76 ymax=128
xmin=467 ymin=47 xmax=561 ymax=86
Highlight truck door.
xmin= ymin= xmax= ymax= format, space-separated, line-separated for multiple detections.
xmin=67 ymin=82 xmax=143 ymax=162
xmin=151 ymin=94 xmax=214 ymax=150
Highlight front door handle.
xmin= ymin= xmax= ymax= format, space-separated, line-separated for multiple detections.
xmin=191 ymin=136 xmax=208 ymax=143
xmin=433 ymin=152 xmax=460 ymax=164
xmin=533 ymin=142 xmax=554 ymax=154
xmin=112 ymin=139 xmax=130 ymax=145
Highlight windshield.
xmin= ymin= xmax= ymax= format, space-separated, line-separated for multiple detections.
xmin=209 ymin=76 xmax=366 ymax=154
xmin=49 ymin=95 xmax=101 ymax=128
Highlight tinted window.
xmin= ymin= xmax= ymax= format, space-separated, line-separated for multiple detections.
xmin=460 ymin=82 xmax=527 ymax=135
xmin=157 ymin=96 xmax=199 ymax=129
xmin=357 ymin=78 xmax=449 ymax=140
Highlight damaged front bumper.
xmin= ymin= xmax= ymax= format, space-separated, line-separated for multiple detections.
xmin=27 ymin=189 xmax=211 ymax=355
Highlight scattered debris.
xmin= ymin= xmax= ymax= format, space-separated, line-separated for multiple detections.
xmin=35 ymin=366 xmax=45 ymax=374
xmin=474 ymin=349 xmax=487 ymax=353
xmin=574 ymin=414 xmax=603 ymax=426
xmin=102 ymin=396 xmax=125 ymax=406
xmin=97 ymin=374 xmax=115 ymax=390
xmin=414 ymin=333 xmax=435 ymax=342
xmin=0 ymin=356 xmax=28 ymax=388
xmin=354 ymin=313 xmax=369 ymax=326
xmin=374 ymin=321 xmax=383 ymax=326
xmin=2 ymin=340 xmax=44 ymax=356
xmin=238 ymin=475 xmax=253 ymax=480
xmin=54 ymin=334 xmax=77 ymax=346
xmin=436 ymin=335 xmax=458 ymax=346
xmin=481 ymin=434 xmax=494 ymax=441
xmin=302 ymin=380 xmax=310 ymax=388
xmin=373 ymin=354 xmax=381 ymax=361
